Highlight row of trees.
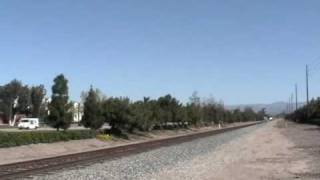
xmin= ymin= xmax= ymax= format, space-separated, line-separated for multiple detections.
xmin=0 ymin=75 xmax=73 ymax=130
xmin=286 ymin=98 xmax=320 ymax=124
xmin=0 ymin=74 xmax=265 ymax=132
xmin=0 ymin=80 xmax=46 ymax=123
xmin=82 ymin=88 xmax=265 ymax=132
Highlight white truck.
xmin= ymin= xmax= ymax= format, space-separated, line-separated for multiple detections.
xmin=18 ymin=118 xmax=39 ymax=130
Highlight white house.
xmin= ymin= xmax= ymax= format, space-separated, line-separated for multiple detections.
xmin=72 ymin=102 xmax=83 ymax=123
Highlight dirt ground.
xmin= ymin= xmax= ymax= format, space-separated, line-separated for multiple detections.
xmin=0 ymin=122 xmax=250 ymax=165
xmin=2 ymin=120 xmax=318 ymax=180
xmin=147 ymin=119 xmax=320 ymax=180
xmin=207 ymin=119 xmax=320 ymax=180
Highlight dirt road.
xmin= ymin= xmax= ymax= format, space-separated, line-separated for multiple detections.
xmin=145 ymin=119 xmax=320 ymax=180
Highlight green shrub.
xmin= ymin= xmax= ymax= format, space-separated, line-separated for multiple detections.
xmin=96 ymin=134 xmax=112 ymax=142
xmin=0 ymin=130 xmax=97 ymax=148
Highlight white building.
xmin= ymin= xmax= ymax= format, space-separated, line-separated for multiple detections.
xmin=43 ymin=97 xmax=83 ymax=123
xmin=72 ymin=102 xmax=83 ymax=123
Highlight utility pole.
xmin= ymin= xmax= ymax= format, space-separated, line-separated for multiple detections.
xmin=288 ymin=96 xmax=292 ymax=113
xmin=291 ymin=93 xmax=294 ymax=112
xmin=306 ymin=65 xmax=310 ymax=118
xmin=287 ymin=98 xmax=290 ymax=114
xmin=295 ymin=84 xmax=298 ymax=111
xmin=288 ymin=97 xmax=291 ymax=113
xmin=306 ymin=65 xmax=309 ymax=105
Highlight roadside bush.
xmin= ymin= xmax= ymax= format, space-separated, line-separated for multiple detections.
xmin=286 ymin=98 xmax=320 ymax=125
xmin=102 ymin=97 xmax=132 ymax=132
xmin=0 ymin=130 xmax=97 ymax=148
xmin=96 ymin=134 xmax=112 ymax=142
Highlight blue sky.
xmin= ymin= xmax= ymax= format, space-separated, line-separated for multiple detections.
xmin=0 ymin=0 xmax=319 ymax=104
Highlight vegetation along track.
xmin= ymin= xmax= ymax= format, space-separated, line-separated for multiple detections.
xmin=0 ymin=122 xmax=262 ymax=180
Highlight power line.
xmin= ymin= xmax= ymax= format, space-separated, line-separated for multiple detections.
xmin=308 ymin=57 xmax=320 ymax=75
xmin=287 ymin=58 xmax=319 ymax=115
xmin=308 ymin=56 xmax=320 ymax=67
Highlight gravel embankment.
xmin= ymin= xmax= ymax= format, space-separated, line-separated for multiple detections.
xmin=32 ymin=123 xmax=266 ymax=180
xmin=0 ymin=122 xmax=251 ymax=165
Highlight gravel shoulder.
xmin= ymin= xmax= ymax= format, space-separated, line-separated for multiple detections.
xmin=0 ymin=122 xmax=252 ymax=165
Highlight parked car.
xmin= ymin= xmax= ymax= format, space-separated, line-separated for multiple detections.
xmin=18 ymin=118 xmax=39 ymax=129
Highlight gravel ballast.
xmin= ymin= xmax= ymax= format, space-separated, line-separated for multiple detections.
xmin=32 ymin=123 xmax=265 ymax=180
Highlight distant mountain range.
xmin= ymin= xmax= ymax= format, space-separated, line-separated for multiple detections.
xmin=226 ymin=102 xmax=306 ymax=116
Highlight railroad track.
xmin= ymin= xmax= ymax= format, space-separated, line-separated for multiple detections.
xmin=0 ymin=122 xmax=261 ymax=180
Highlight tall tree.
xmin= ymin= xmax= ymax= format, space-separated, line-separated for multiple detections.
xmin=0 ymin=80 xmax=30 ymax=121
xmin=30 ymin=85 xmax=46 ymax=118
xmin=81 ymin=87 xmax=104 ymax=130
xmin=102 ymin=97 xmax=132 ymax=133
xmin=257 ymin=108 xmax=266 ymax=120
xmin=232 ymin=109 xmax=243 ymax=122
xmin=157 ymin=94 xmax=182 ymax=128
xmin=243 ymin=107 xmax=256 ymax=122
xmin=186 ymin=103 xmax=201 ymax=126
xmin=130 ymin=97 xmax=158 ymax=131
xmin=48 ymin=74 xmax=73 ymax=131
xmin=189 ymin=91 xmax=201 ymax=106
xmin=186 ymin=92 xmax=202 ymax=126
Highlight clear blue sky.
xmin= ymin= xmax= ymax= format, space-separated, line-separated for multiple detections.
xmin=1 ymin=0 xmax=320 ymax=104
